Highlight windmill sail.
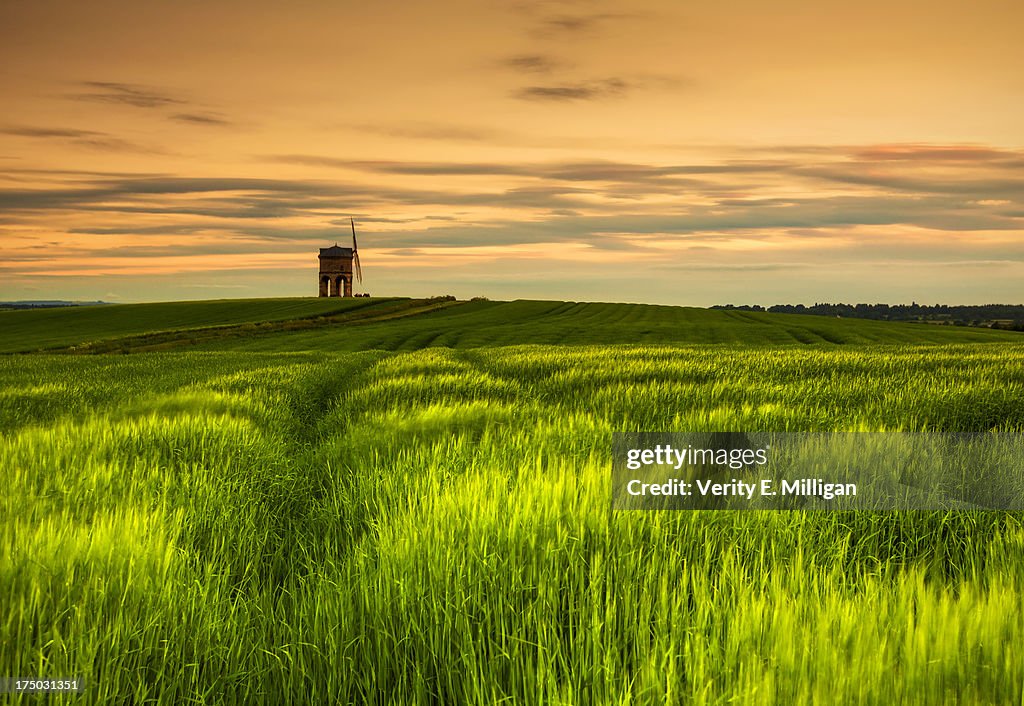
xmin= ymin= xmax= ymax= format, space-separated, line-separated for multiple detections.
xmin=350 ymin=217 xmax=363 ymax=284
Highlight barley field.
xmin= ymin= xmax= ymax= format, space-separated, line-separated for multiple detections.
xmin=2 ymin=301 xmax=1023 ymax=704
xmin=3 ymin=298 xmax=1018 ymax=354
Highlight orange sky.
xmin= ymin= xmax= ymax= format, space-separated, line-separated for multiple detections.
xmin=1 ymin=0 xmax=1022 ymax=304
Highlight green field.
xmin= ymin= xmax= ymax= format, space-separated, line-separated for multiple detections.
xmin=0 ymin=297 xmax=403 ymax=353
xmin=2 ymin=299 xmax=1023 ymax=704
xmin=3 ymin=298 xmax=1020 ymax=353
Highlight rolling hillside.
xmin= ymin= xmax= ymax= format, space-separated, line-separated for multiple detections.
xmin=0 ymin=297 xmax=401 ymax=353
xmin=3 ymin=298 xmax=1023 ymax=703
xmin=1 ymin=297 xmax=1020 ymax=354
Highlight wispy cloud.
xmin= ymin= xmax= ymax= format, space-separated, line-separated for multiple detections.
xmin=67 ymin=225 xmax=202 ymax=236
xmin=1 ymin=125 xmax=159 ymax=153
xmin=513 ymin=73 xmax=691 ymax=102
xmin=333 ymin=122 xmax=660 ymax=149
xmin=850 ymin=144 xmax=1023 ymax=163
xmin=346 ymin=121 xmax=508 ymax=142
xmin=267 ymin=156 xmax=782 ymax=182
xmin=515 ymin=77 xmax=629 ymax=101
xmin=170 ymin=112 xmax=232 ymax=127
xmin=59 ymin=82 xmax=235 ymax=130
xmin=2 ymin=126 xmax=101 ymax=139
xmin=500 ymin=53 xmax=566 ymax=73
xmin=70 ymin=81 xmax=185 ymax=109
xmin=3 ymin=145 xmax=1022 ymax=263
xmin=333 ymin=215 xmax=457 ymax=225
xmin=533 ymin=11 xmax=635 ymax=36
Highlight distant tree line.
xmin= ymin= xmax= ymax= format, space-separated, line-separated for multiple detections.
xmin=0 ymin=300 xmax=110 ymax=310
xmin=712 ymin=303 xmax=1024 ymax=331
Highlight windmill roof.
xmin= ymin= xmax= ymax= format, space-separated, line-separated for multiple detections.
xmin=319 ymin=245 xmax=353 ymax=256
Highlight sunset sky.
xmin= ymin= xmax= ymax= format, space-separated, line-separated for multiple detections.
xmin=2 ymin=0 xmax=1022 ymax=305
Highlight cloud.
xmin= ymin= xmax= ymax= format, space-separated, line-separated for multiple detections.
xmin=795 ymin=165 xmax=1024 ymax=198
xmin=268 ymin=156 xmax=535 ymax=176
xmin=0 ymin=178 xmax=332 ymax=216
xmin=530 ymin=11 xmax=640 ymax=37
xmin=267 ymin=156 xmax=783 ymax=186
xmin=497 ymin=4 xmax=665 ymax=104
xmin=332 ymin=215 xmax=457 ymax=224
xmin=500 ymin=53 xmax=565 ymax=73
xmin=1 ymin=125 xmax=155 ymax=152
xmin=346 ymin=121 xmax=509 ymax=142
xmin=170 ymin=112 xmax=232 ymax=127
xmin=57 ymin=82 xmax=236 ymax=133
xmin=3 ymin=144 xmax=1021 ymax=258
xmin=0 ymin=173 xmax=597 ymax=217
xmin=1 ymin=167 xmax=170 ymax=178
xmin=2 ymin=126 xmax=101 ymax=139
xmin=851 ymin=144 xmax=1022 ymax=163
xmin=71 ymin=136 xmax=159 ymax=152
xmin=514 ymin=77 xmax=629 ymax=101
xmin=67 ymin=225 xmax=202 ymax=236
xmin=71 ymin=81 xmax=185 ymax=109
xmin=500 ymin=1 xmax=652 ymax=46
xmin=513 ymin=72 xmax=692 ymax=102
xmin=327 ymin=121 xmax=682 ymax=150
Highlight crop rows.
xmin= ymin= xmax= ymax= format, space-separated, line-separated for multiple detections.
xmin=2 ymin=344 xmax=1023 ymax=704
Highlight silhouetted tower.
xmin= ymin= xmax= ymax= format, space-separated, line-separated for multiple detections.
xmin=318 ymin=219 xmax=364 ymax=298
xmin=318 ymin=244 xmax=353 ymax=297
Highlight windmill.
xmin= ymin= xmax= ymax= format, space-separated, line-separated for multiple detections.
xmin=318 ymin=220 xmax=365 ymax=297
xmin=350 ymin=217 xmax=364 ymax=295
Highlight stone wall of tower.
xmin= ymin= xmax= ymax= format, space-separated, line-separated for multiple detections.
xmin=318 ymin=254 xmax=354 ymax=297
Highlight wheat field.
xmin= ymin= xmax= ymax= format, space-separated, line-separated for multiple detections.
xmin=3 ymin=342 xmax=1023 ymax=704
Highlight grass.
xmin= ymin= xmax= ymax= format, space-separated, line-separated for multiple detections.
xmin=3 ymin=298 xmax=1021 ymax=354
xmin=0 ymin=297 xmax=401 ymax=353
xmin=2 ymin=342 xmax=1024 ymax=704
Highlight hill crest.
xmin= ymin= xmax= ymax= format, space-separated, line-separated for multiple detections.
xmin=1 ymin=297 xmax=1020 ymax=354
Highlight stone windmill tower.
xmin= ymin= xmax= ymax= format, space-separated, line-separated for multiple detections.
xmin=318 ymin=218 xmax=363 ymax=297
